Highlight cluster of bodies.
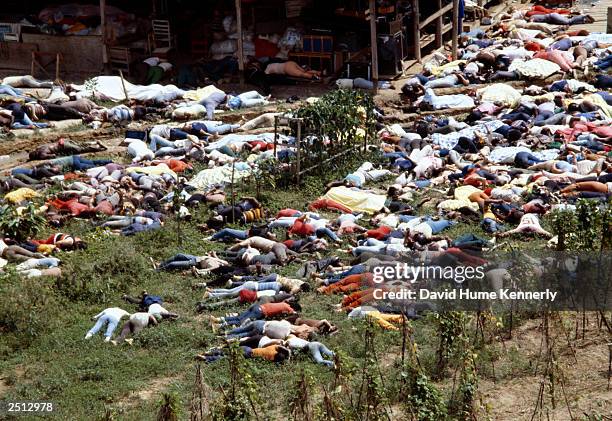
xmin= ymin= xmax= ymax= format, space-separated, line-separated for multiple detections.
xmin=0 ymin=3 xmax=610 ymax=367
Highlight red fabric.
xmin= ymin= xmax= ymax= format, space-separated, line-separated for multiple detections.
xmin=162 ymin=159 xmax=191 ymax=173
xmin=559 ymin=122 xmax=612 ymax=142
xmin=33 ymin=233 xmax=67 ymax=245
xmin=288 ymin=219 xmax=315 ymax=236
xmin=524 ymin=41 xmax=544 ymax=52
xmin=254 ymin=38 xmax=280 ymax=58
xmin=48 ymin=198 xmax=94 ymax=217
xmin=248 ymin=140 xmax=274 ymax=150
xmin=534 ymin=51 xmax=574 ymax=72
xmin=525 ymin=5 xmax=570 ymax=17
xmin=463 ymin=174 xmax=484 ymax=187
xmin=309 ymin=198 xmax=352 ymax=214
xmin=446 ymin=248 xmax=488 ymax=266
xmin=342 ymin=289 xmax=376 ymax=309
xmin=276 ymin=209 xmax=300 ymax=218
xmin=94 ymin=200 xmax=115 ymax=216
xmin=239 ymin=289 xmax=258 ymax=303
xmin=366 ymin=225 xmax=392 ymax=240
xmin=260 ymin=302 xmax=295 ymax=317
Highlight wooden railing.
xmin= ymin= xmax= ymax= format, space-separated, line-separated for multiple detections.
xmin=412 ymin=0 xmax=459 ymax=62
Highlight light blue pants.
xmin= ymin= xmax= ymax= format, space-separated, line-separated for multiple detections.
xmin=87 ymin=315 xmax=120 ymax=339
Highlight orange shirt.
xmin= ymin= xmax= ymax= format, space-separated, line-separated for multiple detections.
xmin=260 ymin=302 xmax=295 ymax=317
xmin=288 ymin=219 xmax=315 ymax=236
xmin=252 ymin=345 xmax=280 ymax=361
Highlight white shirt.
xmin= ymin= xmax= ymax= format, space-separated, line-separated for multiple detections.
xmin=144 ymin=57 xmax=160 ymax=66
xmin=158 ymin=62 xmax=173 ymax=72
xmin=148 ymin=303 xmax=169 ymax=316
xmin=130 ymin=312 xmax=154 ymax=328
xmin=263 ymin=320 xmax=291 ymax=339
xmin=95 ymin=307 xmax=129 ymax=321
xmin=242 ymin=247 xmax=260 ymax=264
xmin=0 ymin=239 xmax=8 ymax=256
xmin=126 ymin=139 xmax=154 ymax=162
xmin=286 ymin=335 xmax=309 ymax=350
xmin=150 ymin=125 xmax=172 ymax=138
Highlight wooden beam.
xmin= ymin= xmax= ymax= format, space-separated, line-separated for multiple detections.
xmin=419 ymin=34 xmax=436 ymax=48
xmin=412 ymin=0 xmax=421 ymax=62
xmin=451 ymin=0 xmax=459 ymax=60
xmin=435 ymin=0 xmax=443 ymax=48
xmin=100 ymin=0 xmax=108 ymax=66
xmin=369 ymin=0 xmax=379 ymax=92
xmin=235 ymin=0 xmax=245 ymax=87
xmin=420 ymin=3 xmax=453 ymax=29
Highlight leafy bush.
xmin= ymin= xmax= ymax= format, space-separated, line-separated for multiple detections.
xmin=57 ymin=236 xmax=151 ymax=303
xmin=0 ymin=273 xmax=58 ymax=351
xmin=0 ymin=203 xmax=46 ymax=241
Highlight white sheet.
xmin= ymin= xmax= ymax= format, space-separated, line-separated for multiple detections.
xmin=71 ymin=76 xmax=185 ymax=102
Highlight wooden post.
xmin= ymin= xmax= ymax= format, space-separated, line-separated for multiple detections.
xmin=296 ymin=120 xmax=301 ymax=186
xmin=412 ymin=0 xmax=421 ymax=62
xmin=451 ymin=0 xmax=459 ymax=60
xmin=435 ymin=0 xmax=443 ymax=48
xmin=118 ymin=70 xmax=130 ymax=101
xmin=608 ymin=343 xmax=612 ymax=390
xmin=235 ymin=0 xmax=245 ymax=87
xmin=369 ymin=0 xmax=379 ymax=92
xmin=273 ymin=115 xmax=278 ymax=158
xmin=55 ymin=53 xmax=60 ymax=80
xmin=230 ymin=159 xmax=236 ymax=223
xmin=100 ymin=0 xmax=108 ymax=69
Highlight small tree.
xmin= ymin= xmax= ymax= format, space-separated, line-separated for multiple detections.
xmin=0 ymin=203 xmax=46 ymax=241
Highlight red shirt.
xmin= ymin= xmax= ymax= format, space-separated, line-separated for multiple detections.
xmin=366 ymin=225 xmax=392 ymax=240
xmin=260 ymin=302 xmax=295 ymax=317
xmin=289 ymin=219 xmax=315 ymax=236
xmin=239 ymin=289 xmax=258 ymax=303
xmin=276 ymin=209 xmax=300 ymax=218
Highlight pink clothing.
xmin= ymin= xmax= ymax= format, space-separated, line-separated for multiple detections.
xmin=534 ymin=51 xmax=574 ymax=72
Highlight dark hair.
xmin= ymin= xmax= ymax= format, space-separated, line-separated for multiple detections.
xmin=299 ymin=282 xmax=311 ymax=292
xmin=414 ymin=120 xmax=430 ymax=138
xmin=507 ymin=129 xmax=522 ymax=143
xmin=274 ymin=346 xmax=291 ymax=363
xmin=132 ymin=106 xmax=146 ymax=120
xmin=285 ymin=314 xmax=299 ymax=324
xmin=289 ymin=301 xmax=302 ymax=312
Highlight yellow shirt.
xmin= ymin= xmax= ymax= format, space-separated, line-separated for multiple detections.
xmin=4 ymin=188 xmax=39 ymax=204
xmin=454 ymin=185 xmax=482 ymax=202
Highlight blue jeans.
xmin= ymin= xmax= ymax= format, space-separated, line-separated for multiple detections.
xmin=159 ymin=253 xmax=198 ymax=270
xmin=199 ymin=91 xmax=227 ymax=120
xmin=12 ymin=113 xmax=49 ymax=129
xmin=88 ymin=315 xmax=120 ymax=339
xmin=236 ymin=273 xmax=278 ymax=283
xmin=149 ymin=134 xmax=176 ymax=151
xmin=514 ymin=152 xmax=543 ymax=168
xmin=594 ymin=55 xmax=612 ymax=70
xmin=424 ymin=218 xmax=455 ymax=234
xmin=315 ymin=227 xmax=340 ymax=242
xmin=192 ymin=122 xmax=239 ymax=135
xmin=71 ymin=156 xmax=112 ymax=171
xmin=222 ymin=305 xmax=264 ymax=326
xmin=309 ymin=342 xmax=335 ymax=367
xmin=225 ymin=320 xmax=266 ymax=339
xmin=481 ymin=218 xmax=503 ymax=233
xmin=383 ymin=152 xmax=409 ymax=161
xmin=399 ymin=215 xmax=419 ymax=223
xmin=325 ymin=264 xmax=366 ymax=284
xmin=212 ymin=228 xmax=248 ymax=241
